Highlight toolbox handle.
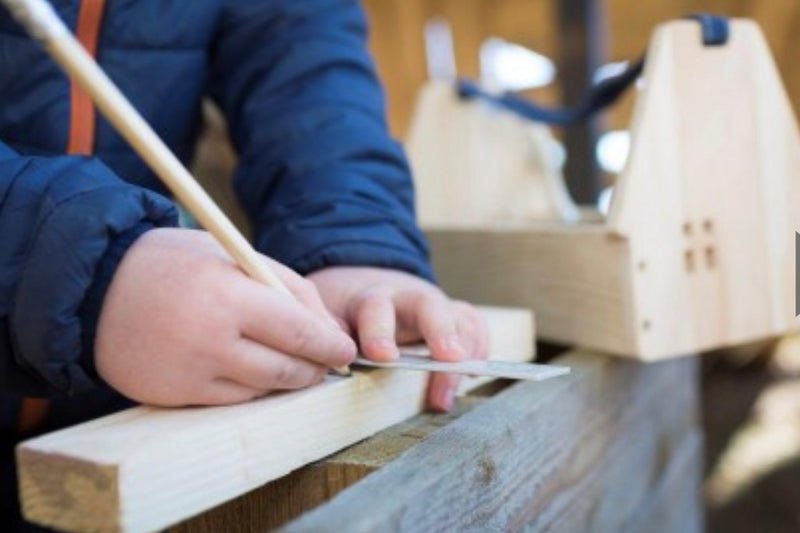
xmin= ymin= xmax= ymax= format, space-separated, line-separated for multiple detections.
xmin=455 ymin=14 xmax=729 ymax=126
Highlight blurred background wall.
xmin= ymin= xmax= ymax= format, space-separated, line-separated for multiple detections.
xmin=363 ymin=0 xmax=800 ymax=204
xmin=363 ymin=0 xmax=800 ymax=137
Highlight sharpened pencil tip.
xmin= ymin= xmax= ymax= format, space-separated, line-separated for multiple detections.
xmin=330 ymin=365 xmax=352 ymax=377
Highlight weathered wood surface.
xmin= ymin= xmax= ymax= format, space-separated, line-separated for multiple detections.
xmin=17 ymin=307 xmax=534 ymax=533
xmin=277 ymin=351 xmax=702 ymax=533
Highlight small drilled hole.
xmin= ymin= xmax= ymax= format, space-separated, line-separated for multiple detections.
xmin=638 ymin=261 xmax=647 ymax=272
xmin=683 ymin=222 xmax=693 ymax=236
xmin=705 ymin=246 xmax=716 ymax=269
xmin=703 ymin=219 xmax=714 ymax=233
xmin=642 ymin=320 xmax=652 ymax=331
xmin=684 ymin=250 xmax=695 ymax=272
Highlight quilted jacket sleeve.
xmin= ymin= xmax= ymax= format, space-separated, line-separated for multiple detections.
xmin=208 ymin=0 xmax=433 ymax=280
xmin=0 ymin=139 xmax=178 ymax=397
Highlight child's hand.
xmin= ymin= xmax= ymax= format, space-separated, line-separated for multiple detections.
xmin=94 ymin=228 xmax=356 ymax=406
xmin=307 ymin=267 xmax=489 ymax=412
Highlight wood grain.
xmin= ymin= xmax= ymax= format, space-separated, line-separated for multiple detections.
xmin=168 ymin=395 xmax=489 ymax=532
xmin=17 ymin=307 xmax=534 ymax=533
xmin=279 ymin=351 xmax=702 ymax=533
xmin=609 ymin=20 xmax=800 ymax=356
xmin=427 ymin=225 xmax=637 ymax=353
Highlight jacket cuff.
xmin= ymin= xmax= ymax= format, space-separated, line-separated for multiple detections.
xmin=77 ymin=222 xmax=155 ymax=383
xmin=291 ymin=241 xmax=436 ymax=283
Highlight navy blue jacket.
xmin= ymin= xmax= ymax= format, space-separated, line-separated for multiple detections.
xmin=0 ymin=1 xmax=431 ymax=415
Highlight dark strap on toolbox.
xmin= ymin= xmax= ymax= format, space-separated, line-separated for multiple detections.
xmin=687 ymin=13 xmax=730 ymax=46
xmin=455 ymin=14 xmax=729 ymax=126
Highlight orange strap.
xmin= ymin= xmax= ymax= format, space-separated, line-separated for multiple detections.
xmin=19 ymin=0 xmax=108 ymax=434
xmin=66 ymin=0 xmax=107 ymax=155
xmin=17 ymin=398 xmax=50 ymax=434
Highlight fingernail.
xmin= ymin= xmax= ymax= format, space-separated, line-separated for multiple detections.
xmin=369 ymin=338 xmax=399 ymax=360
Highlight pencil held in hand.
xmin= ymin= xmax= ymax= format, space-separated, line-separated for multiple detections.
xmin=1 ymin=0 xmax=351 ymax=376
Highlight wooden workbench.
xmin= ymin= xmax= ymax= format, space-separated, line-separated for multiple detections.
xmin=169 ymin=350 xmax=702 ymax=533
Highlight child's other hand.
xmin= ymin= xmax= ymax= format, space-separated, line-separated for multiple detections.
xmin=307 ymin=267 xmax=489 ymax=412
xmin=94 ymin=228 xmax=356 ymax=406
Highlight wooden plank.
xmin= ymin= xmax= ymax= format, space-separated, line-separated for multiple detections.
xmin=621 ymin=427 xmax=703 ymax=533
xmin=427 ymin=225 xmax=638 ymax=354
xmin=279 ymin=351 xmax=702 ymax=533
xmin=168 ymin=395 xmax=491 ymax=532
xmin=16 ymin=306 xmax=535 ymax=533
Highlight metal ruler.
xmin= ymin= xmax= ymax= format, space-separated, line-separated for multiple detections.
xmin=354 ymin=347 xmax=569 ymax=382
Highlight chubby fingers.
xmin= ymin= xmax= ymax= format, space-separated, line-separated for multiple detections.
xmin=415 ymin=292 xmax=465 ymax=412
xmin=400 ymin=291 xmax=469 ymax=362
xmin=261 ymin=256 xmax=346 ymax=333
xmin=348 ymin=287 xmax=466 ymax=363
xmin=347 ymin=287 xmax=400 ymax=361
xmin=341 ymin=283 xmax=490 ymax=412
xmin=453 ymin=300 xmax=490 ymax=361
xmin=396 ymin=295 xmax=488 ymax=412
xmin=347 ymin=287 xmax=462 ymax=411
xmin=200 ymin=378 xmax=264 ymax=405
xmin=224 ymin=337 xmax=328 ymax=391
xmin=235 ymin=279 xmax=357 ymax=369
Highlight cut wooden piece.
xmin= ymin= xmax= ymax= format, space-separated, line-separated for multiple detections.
xmin=428 ymin=225 xmax=638 ymax=355
xmin=167 ymin=395 xmax=490 ymax=532
xmin=279 ymin=351 xmax=702 ymax=533
xmin=17 ymin=306 xmax=534 ymax=533
xmin=422 ymin=20 xmax=800 ymax=359
xmin=406 ymin=81 xmax=580 ymax=227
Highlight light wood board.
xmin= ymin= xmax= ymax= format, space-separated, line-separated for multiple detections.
xmin=166 ymin=394 xmax=493 ymax=532
xmin=17 ymin=306 xmax=534 ymax=533
xmin=428 ymin=225 xmax=638 ymax=355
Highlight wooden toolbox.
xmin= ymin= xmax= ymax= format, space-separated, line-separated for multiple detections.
xmin=410 ymin=20 xmax=800 ymax=360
